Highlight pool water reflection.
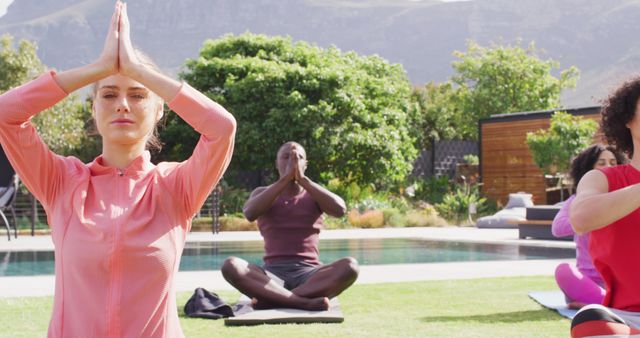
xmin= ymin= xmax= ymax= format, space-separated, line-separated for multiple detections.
xmin=0 ymin=238 xmax=575 ymax=277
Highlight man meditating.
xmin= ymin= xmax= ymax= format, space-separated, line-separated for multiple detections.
xmin=221 ymin=141 xmax=359 ymax=311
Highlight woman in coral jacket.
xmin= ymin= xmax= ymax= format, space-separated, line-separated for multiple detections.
xmin=0 ymin=2 xmax=235 ymax=337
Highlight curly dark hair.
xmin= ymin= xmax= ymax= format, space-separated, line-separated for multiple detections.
xmin=570 ymin=144 xmax=626 ymax=190
xmin=600 ymin=76 xmax=640 ymax=156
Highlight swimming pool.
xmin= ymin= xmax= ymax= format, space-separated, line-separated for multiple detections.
xmin=0 ymin=238 xmax=575 ymax=277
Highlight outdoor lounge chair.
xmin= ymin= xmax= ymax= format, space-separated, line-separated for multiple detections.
xmin=475 ymin=192 xmax=532 ymax=228
xmin=516 ymin=205 xmax=564 ymax=240
xmin=0 ymin=147 xmax=18 ymax=241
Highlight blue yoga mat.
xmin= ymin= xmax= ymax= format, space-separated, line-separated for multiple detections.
xmin=529 ymin=291 xmax=577 ymax=319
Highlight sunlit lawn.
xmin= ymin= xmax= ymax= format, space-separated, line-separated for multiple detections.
xmin=0 ymin=276 xmax=569 ymax=338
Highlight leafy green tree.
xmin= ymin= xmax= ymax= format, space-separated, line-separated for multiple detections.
xmin=0 ymin=34 xmax=88 ymax=156
xmin=0 ymin=35 xmax=44 ymax=90
xmin=409 ymin=81 xmax=472 ymax=146
xmin=451 ymin=40 xmax=579 ymax=139
xmin=525 ymin=111 xmax=598 ymax=175
xmin=32 ymin=96 xmax=92 ymax=157
xmin=411 ymin=40 xmax=578 ymax=142
xmin=173 ymin=33 xmax=417 ymax=188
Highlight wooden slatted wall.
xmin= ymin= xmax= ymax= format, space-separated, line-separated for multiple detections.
xmin=480 ymin=107 xmax=602 ymax=206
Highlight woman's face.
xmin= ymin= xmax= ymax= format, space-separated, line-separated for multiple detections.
xmin=628 ymin=99 xmax=640 ymax=137
xmin=593 ymin=150 xmax=618 ymax=169
xmin=92 ymin=74 xmax=163 ymax=147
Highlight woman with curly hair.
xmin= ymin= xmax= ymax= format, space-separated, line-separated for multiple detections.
xmin=569 ymin=78 xmax=640 ymax=337
xmin=552 ymin=144 xmax=624 ymax=309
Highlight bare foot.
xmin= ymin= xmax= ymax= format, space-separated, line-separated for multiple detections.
xmin=251 ymin=297 xmax=276 ymax=310
xmin=297 ymin=296 xmax=329 ymax=311
xmin=319 ymin=297 xmax=329 ymax=311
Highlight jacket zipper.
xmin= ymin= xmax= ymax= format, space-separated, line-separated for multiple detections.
xmin=107 ymin=170 xmax=125 ymax=337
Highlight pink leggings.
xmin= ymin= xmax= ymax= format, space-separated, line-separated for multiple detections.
xmin=555 ymin=263 xmax=605 ymax=305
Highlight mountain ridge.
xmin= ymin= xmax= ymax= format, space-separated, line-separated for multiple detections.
xmin=1 ymin=0 xmax=639 ymax=107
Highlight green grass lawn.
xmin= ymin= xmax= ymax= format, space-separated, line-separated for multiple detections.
xmin=0 ymin=276 xmax=569 ymax=338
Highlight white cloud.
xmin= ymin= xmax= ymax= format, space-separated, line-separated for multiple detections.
xmin=0 ymin=0 xmax=15 ymax=18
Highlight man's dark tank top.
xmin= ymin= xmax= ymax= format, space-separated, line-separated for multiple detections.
xmin=257 ymin=190 xmax=323 ymax=264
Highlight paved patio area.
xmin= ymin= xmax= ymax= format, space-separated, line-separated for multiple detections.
xmin=0 ymin=227 xmax=575 ymax=298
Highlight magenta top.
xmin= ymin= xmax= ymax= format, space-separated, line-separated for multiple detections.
xmin=257 ymin=190 xmax=323 ymax=265
xmin=551 ymin=194 xmax=603 ymax=285
xmin=0 ymin=72 xmax=236 ymax=338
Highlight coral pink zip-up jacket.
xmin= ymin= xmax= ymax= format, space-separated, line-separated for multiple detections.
xmin=0 ymin=72 xmax=236 ymax=338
